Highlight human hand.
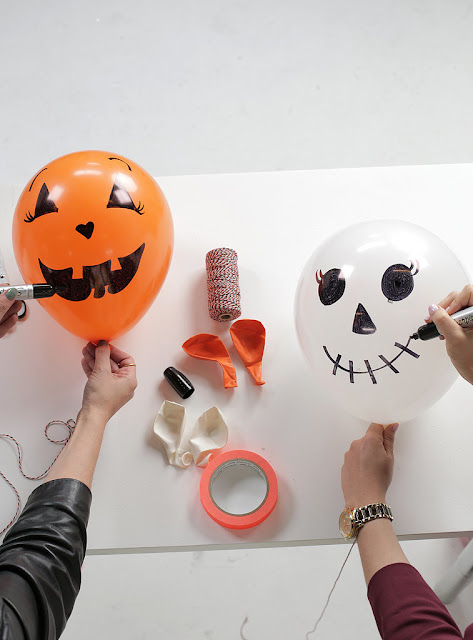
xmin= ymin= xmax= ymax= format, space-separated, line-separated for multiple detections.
xmin=426 ymin=284 xmax=473 ymax=386
xmin=341 ymin=422 xmax=397 ymax=508
xmin=80 ymin=341 xmax=137 ymax=422
xmin=0 ymin=288 xmax=22 ymax=338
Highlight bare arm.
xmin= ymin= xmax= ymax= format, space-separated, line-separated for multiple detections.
xmin=342 ymin=423 xmax=465 ymax=639
xmin=341 ymin=422 xmax=408 ymax=585
xmin=46 ymin=340 xmax=136 ymax=489
xmin=356 ymin=518 xmax=408 ymax=585
xmin=46 ymin=408 xmax=107 ymax=490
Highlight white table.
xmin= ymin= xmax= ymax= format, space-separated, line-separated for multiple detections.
xmin=1 ymin=164 xmax=473 ymax=553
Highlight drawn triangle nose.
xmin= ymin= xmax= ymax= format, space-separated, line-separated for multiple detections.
xmin=352 ymin=303 xmax=376 ymax=334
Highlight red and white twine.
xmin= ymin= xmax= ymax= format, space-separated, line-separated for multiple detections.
xmin=205 ymin=248 xmax=241 ymax=322
xmin=0 ymin=419 xmax=76 ymax=535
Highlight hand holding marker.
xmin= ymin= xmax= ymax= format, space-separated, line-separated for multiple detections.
xmin=412 ymin=285 xmax=473 ymax=387
xmin=0 ymin=284 xmax=61 ymax=300
xmin=411 ymin=305 xmax=473 ymax=340
xmin=0 ymin=284 xmax=63 ymax=327
xmin=0 ymin=251 xmax=61 ymax=322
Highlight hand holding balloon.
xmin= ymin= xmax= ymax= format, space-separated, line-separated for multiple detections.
xmin=80 ymin=341 xmax=137 ymax=422
xmin=341 ymin=423 xmax=397 ymax=508
xmin=426 ymin=284 xmax=473 ymax=386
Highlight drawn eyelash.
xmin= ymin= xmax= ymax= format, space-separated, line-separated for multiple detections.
xmin=24 ymin=183 xmax=59 ymax=223
xmin=26 ymin=201 xmax=144 ymax=221
xmin=409 ymin=259 xmax=419 ymax=276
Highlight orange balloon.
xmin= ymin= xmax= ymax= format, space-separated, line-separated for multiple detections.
xmin=12 ymin=151 xmax=174 ymax=342
xmin=230 ymin=319 xmax=266 ymax=385
xmin=182 ymin=334 xmax=238 ymax=389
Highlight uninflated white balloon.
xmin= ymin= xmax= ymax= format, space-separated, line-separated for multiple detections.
xmin=295 ymin=220 xmax=469 ymax=423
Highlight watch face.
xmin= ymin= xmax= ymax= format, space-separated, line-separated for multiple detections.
xmin=339 ymin=511 xmax=353 ymax=538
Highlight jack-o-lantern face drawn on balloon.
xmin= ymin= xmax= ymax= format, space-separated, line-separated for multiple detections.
xmin=295 ymin=220 xmax=469 ymax=423
xmin=13 ymin=151 xmax=174 ymax=342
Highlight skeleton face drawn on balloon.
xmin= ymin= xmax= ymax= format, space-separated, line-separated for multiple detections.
xmin=318 ymin=260 xmax=421 ymax=384
xmin=295 ymin=220 xmax=468 ymax=423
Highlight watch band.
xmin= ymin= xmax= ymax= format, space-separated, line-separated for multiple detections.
xmin=352 ymin=503 xmax=393 ymax=528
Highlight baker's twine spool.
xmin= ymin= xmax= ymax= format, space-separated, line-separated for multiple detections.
xmin=206 ymin=248 xmax=241 ymax=322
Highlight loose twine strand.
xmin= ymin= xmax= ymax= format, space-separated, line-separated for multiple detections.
xmin=0 ymin=419 xmax=76 ymax=535
xmin=305 ymin=539 xmax=357 ymax=638
xmin=239 ymin=539 xmax=357 ymax=639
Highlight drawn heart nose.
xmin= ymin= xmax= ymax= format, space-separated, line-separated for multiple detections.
xmin=76 ymin=222 xmax=94 ymax=239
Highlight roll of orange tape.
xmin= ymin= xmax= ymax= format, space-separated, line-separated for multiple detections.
xmin=200 ymin=450 xmax=278 ymax=529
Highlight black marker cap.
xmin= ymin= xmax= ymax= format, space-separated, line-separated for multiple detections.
xmin=163 ymin=366 xmax=195 ymax=399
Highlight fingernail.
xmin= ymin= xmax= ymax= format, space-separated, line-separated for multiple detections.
xmin=98 ymin=340 xmax=108 ymax=346
xmin=428 ymin=304 xmax=439 ymax=316
xmin=439 ymin=335 xmax=445 ymax=341
xmin=424 ymin=316 xmax=431 ymax=323
xmin=392 ymin=423 xmax=399 ymax=433
xmin=5 ymin=288 xmax=18 ymax=300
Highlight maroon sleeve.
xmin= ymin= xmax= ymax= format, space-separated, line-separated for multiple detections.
xmin=367 ymin=563 xmax=465 ymax=639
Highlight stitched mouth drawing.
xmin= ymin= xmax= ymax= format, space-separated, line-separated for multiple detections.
xmin=323 ymin=337 xmax=420 ymax=384
xmin=39 ymin=243 xmax=145 ymax=301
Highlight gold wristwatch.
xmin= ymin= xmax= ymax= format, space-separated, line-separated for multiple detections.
xmin=339 ymin=503 xmax=393 ymax=540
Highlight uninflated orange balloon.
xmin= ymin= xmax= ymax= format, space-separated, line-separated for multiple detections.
xmin=12 ymin=151 xmax=174 ymax=342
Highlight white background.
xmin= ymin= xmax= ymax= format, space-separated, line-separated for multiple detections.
xmin=1 ymin=1 xmax=473 ymax=637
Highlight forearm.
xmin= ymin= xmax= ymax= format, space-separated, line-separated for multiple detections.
xmin=357 ymin=518 xmax=409 ymax=585
xmin=46 ymin=407 xmax=108 ymax=490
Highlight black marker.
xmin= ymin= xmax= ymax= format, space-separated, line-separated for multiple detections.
xmin=411 ymin=305 xmax=473 ymax=340
xmin=0 ymin=284 xmax=61 ymax=300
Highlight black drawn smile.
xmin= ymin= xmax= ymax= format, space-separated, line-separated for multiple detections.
xmin=39 ymin=243 xmax=145 ymax=301
xmin=323 ymin=337 xmax=420 ymax=384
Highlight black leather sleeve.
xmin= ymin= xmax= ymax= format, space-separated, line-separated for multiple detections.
xmin=0 ymin=478 xmax=92 ymax=640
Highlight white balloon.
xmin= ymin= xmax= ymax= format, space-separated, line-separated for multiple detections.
xmin=294 ymin=220 xmax=470 ymax=423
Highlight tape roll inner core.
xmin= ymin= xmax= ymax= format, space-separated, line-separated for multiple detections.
xmin=209 ymin=458 xmax=269 ymax=516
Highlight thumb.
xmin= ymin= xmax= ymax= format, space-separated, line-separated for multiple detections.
xmin=94 ymin=340 xmax=111 ymax=372
xmin=431 ymin=306 xmax=464 ymax=343
xmin=383 ymin=423 xmax=398 ymax=456
xmin=0 ymin=288 xmax=18 ymax=316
